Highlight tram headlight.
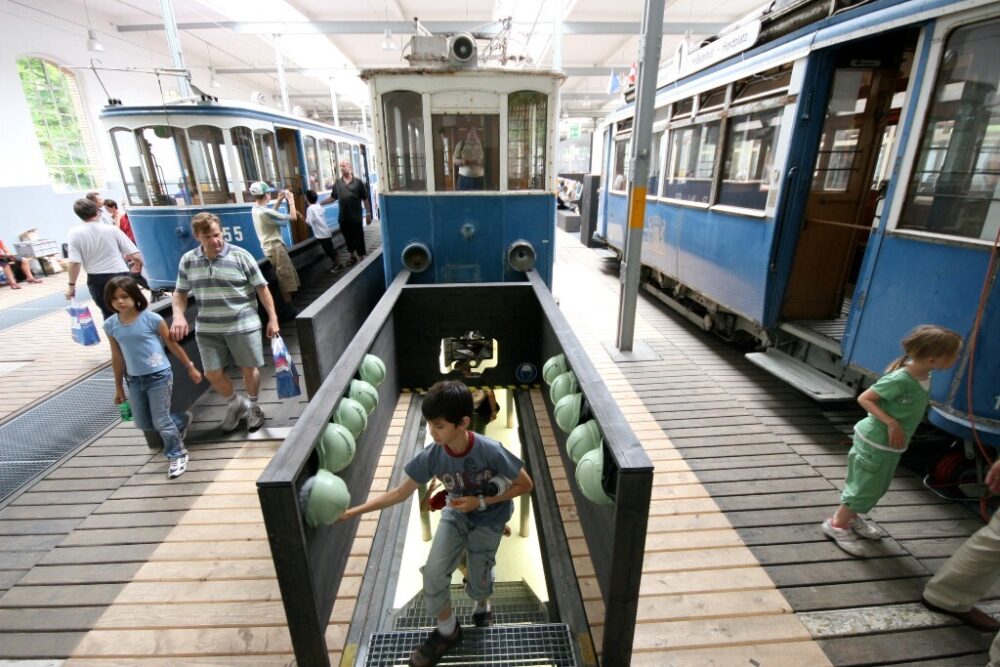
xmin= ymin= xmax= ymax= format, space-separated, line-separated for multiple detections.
xmin=449 ymin=33 xmax=477 ymax=67
xmin=507 ymin=240 xmax=536 ymax=273
xmin=401 ymin=242 xmax=432 ymax=273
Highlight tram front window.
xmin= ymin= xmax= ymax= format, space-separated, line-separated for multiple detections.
xmin=508 ymin=91 xmax=547 ymax=190
xmin=135 ymin=126 xmax=193 ymax=206
xmin=110 ymin=128 xmax=150 ymax=206
xmin=231 ymin=127 xmax=260 ymax=202
xmin=253 ymin=129 xmax=281 ymax=190
xmin=382 ymin=91 xmax=425 ymax=191
xmin=432 ymin=114 xmax=500 ymax=191
xmin=187 ymin=125 xmax=232 ymax=205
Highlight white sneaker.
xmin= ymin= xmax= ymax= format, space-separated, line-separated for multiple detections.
xmin=822 ymin=518 xmax=868 ymax=557
xmin=246 ymin=404 xmax=265 ymax=432
xmin=167 ymin=454 xmax=188 ymax=479
xmin=221 ymin=397 xmax=247 ymax=432
xmin=850 ymin=516 xmax=883 ymax=540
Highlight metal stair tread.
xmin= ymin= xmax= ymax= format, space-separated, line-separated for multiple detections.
xmin=365 ymin=623 xmax=577 ymax=666
xmin=745 ymin=348 xmax=855 ymax=402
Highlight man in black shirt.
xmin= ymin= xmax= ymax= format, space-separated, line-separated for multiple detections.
xmin=323 ymin=159 xmax=370 ymax=266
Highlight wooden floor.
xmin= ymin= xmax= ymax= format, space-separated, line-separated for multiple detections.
xmin=0 ymin=224 xmax=995 ymax=665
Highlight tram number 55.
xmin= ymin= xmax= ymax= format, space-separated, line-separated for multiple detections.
xmin=222 ymin=226 xmax=244 ymax=242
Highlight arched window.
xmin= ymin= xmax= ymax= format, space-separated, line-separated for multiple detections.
xmin=16 ymin=57 xmax=102 ymax=192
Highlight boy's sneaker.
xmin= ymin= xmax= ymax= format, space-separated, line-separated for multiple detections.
xmin=850 ymin=516 xmax=883 ymax=540
xmin=167 ymin=454 xmax=188 ymax=479
xmin=822 ymin=518 xmax=868 ymax=557
xmin=408 ymin=625 xmax=462 ymax=667
xmin=221 ymin=397 xmax=248 ymax=432
xmin=472 ymin=609 xmax=494 ymax=628
xmin=246 ymin=404 xmax=265 ymax=432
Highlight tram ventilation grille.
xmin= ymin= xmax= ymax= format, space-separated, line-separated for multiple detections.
xmin=365 ymin=623 xmax=577 ymax=667
xmin=392 ymin=581 xmax=550 ymax=630
xmin=0 ymin=367 xmax=118 ymax=504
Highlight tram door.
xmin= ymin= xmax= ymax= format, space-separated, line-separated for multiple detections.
xmin=275 ymin=127 xmax=310 ymax=242
xmin=781 ymin=34 xmax=916 ymax=320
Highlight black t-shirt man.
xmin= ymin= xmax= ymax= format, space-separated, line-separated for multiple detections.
xmin=329 ymin=166 xmax=370 ymax=260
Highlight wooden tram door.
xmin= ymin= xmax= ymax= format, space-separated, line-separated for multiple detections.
xmin=781 ymin=36 xmax=916 ymax=320
xmin=275 ymin=127 xmax=310 ymax=242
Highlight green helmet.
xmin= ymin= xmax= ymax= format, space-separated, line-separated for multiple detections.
xmin=334 ymin=397 xmax=368 ymax=439
xmin=542 ymin=353 xmax=568 ymax=386
xmin=567 ymin=419 xmax=602 ymax=464
xmin=553 ymin=392 xmax=582 ymax=434
xmin=318 ymin=422 xmax=356 ymax=473
xmin=549 ymin=370 xmax=579 ymax=405
xmin=575 ymin=447 xmax=614 ymax=506
xmin=358 ymin=353 xmax=387 ymax=387
xmin=348 ymin=379 xmax=380 ymax=415
xmin=303 ymin=469 xmax=351 ymax=527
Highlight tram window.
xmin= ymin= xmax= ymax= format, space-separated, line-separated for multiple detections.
xmin=610 ymin=138 xmax=629 ymax=191
xmin=382 ymin=91 xmax=425 ymax=191
xmin=718 ymin=108 xmax=782 ymax=210
xmin=432 ymin=113 xmax=500 ymax=191
xmin=274 ymin=129 xmax=301 ymax=193
xmin=648 ymin=130 xmax=664 ymax=196
xmin=654 ymin=131 xmax=668 ymax=197
xmin=304 ymin=136 xmax=320 ymax=192
xmin=187 ymin=125 xmax=232 ymax=205
xmin=899 ymin=19 xmax=1000 ymax=241
xmin=663 ymin=121 xmax=719 ymax=203
xmin=699 ymin=86 xmax=727 ymax=112
xmin=253 ymin=130 xmax=281 ymax=190
xmin=135 ymin=126 xmax=192 ymax=206
xmin=732 ymin=64 xmax=793 ymax=103
xmin=672 ymin=98 xmax=694 ymax=119
xmin=352 ymin=144 xmax=363 ymax=178
xmin=810 ymin=70 xmax=873 ymax=193
xmin=320 ymin=139 xmax=337 ymax=189
xmin=110 ymin=129 xmax=150 ymax=206
xmin=231 ymin=127 xmax=260 ymax=201
xmin=508 ymin=90 xmax=548 ymax=190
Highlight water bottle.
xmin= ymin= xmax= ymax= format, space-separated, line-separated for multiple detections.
xmin=119 ymin=400 xmax=133 ymax=422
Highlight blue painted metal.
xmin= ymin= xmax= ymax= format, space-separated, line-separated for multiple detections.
xmin=379 ymin=193 xmax=554 ymax=287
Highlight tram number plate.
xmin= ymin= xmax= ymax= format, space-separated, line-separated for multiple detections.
xmin=222 ymin=226 xmax=244 ymax=242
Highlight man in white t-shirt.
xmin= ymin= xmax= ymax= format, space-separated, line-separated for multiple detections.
xmin=304 ymin=189 xmax=341 ymax=273
xmin=65 ymin=198 xmax=143 ymax=319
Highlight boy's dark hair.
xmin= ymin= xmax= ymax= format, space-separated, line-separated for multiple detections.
xmin=73 ymin=198 xmax=99 ymax=221
xmin=104 ymin=275 xmax=148 ymax=312
xmin=305 ymin=189 xmax=318 ymax=204
xmin=105 ymin=199 xmax=118 ymax=209
xmin=422 ymin=381 xmax=474 ymax=426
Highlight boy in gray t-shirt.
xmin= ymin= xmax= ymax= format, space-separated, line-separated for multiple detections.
xmin=339 ymin=381 xmax=533 ymax=667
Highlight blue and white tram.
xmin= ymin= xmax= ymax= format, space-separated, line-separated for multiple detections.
xmin=100 ymin=102 xmax=373 ymax=288
xmin=361 ymin=62 xmax=561 ymax=287
xmin=597 ymin=0 xmax=1000 ymax=442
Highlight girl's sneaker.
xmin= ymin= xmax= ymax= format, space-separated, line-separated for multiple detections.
xmin=821 ymin=518 xmax=867 ymax=557
xmin=849 ymin=516 xmax=883 ymax=540
xmin=168 ymin=454 xmax=189 ymax=479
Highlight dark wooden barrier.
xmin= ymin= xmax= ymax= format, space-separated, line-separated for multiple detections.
xmin=257 ymin=270 xmax=410 ymax=666
xmin=528 ymin=270 xmax=653 ymax=666
xmin=297 ymin=249 xmax=386 ymax=396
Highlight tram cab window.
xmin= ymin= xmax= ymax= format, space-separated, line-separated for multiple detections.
xmin=508 ymin=91 xmax=547 ymax=190
xmin=433 ymin=114 xmax=500 ymax=191
xmin=253 ymin=130 xmax=281 ymax=190
xmin=900 ymin=18 xmax=1000 ymax=242
xmin=274 ymin=128 xmax=302 ymax=193
xmin=664 ymin=121 xmax=719 ymax=203
xmin=382 ymin=91 xmax=426 ymax=191
xmin=110 ymin=128 xmax=150 ymax=206
xmin=304 ymin=136 xmax=320 ymax=192
xmin=187 ymin=125 xmax=232 ymax=205
xmin=648 ymin=130 xmax=664 ymax=196
xmin=718 ymin=108 xmax=782 ymax=210
xmin=231 ymin=127 xmax=260 ymax=201
xmin=351 ymin=144 xmax=363 ymax=179
xmin=611 ymin=137 xmax=629 ymax=192
xmin=320 ymin=139 xmax=337 ymax=189
xmin=135 ymin=126 xmax=194 ymax=206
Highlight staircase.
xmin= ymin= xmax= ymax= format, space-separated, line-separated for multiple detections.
xmin=364 ymin=581 xmax=579 ymax=666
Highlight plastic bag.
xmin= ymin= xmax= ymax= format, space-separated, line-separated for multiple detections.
xmin=271 ymin=335 xmax=301 ymax=399
xmin=68 ymin=298 xmax=101 ymax=346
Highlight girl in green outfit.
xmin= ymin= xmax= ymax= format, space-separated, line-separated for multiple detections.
xmin=822 ymin=325 xmax=962 ymax=557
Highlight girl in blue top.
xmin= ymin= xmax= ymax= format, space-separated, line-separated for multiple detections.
xmin=822 ymin=324 xmax=962 ymax=557
xmin=103 ymin=276 xmax=203 ymax=479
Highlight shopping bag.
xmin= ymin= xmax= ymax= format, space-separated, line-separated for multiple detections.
xmin=68 ymin=298 xmax=101 ymax=346
xmin=272 ymin=335 xmax=301 ymax=399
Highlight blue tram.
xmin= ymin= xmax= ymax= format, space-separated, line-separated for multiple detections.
xmin=596 ymin=0 xmax=1000 ymax=444
xmin=99 ymin=102 xmax=373 ymax=288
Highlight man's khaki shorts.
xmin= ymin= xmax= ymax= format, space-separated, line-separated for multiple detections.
xmin=266 ymin=244 xmax=300 ymax=294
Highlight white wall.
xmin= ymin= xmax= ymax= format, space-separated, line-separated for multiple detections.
xmin=0 ymin=2 xmax=258 ymax=245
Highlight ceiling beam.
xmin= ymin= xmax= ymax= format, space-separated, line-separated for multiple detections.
xmin=116 ymin=20 xmax=727 ymax=36
xmin=218 ymin=65 xmax=648 ymax=77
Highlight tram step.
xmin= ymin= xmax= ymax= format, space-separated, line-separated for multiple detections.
xmin=392 ymin=580 xmax=550 ymax=630
xmin=745 ymin=348 xmax=855 ymax=402
xmin=365 ymin=623 xmax=578 ymax=667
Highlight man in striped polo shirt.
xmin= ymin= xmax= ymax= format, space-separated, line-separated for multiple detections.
xmin=169 ymin=212 xmax=279 ymax=432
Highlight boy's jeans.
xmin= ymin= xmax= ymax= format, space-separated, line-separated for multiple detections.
xmin=127 ymin=369 xmax=187 ymax=460
xmin=422 ymin=508 xmax=504 ymax=616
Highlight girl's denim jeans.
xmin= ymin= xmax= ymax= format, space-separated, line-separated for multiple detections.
xmin=127 ymin=369 xmax=187 ymax=460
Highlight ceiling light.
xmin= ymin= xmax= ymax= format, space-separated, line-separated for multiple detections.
xmin=87 ymin=28 xmax=104 ymax=52
xmin=382 ymin=27 xmax=396 ymax=51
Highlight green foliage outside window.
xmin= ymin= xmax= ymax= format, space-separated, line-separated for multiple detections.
xmin=17 ymin=57 xmax=99 ymax=192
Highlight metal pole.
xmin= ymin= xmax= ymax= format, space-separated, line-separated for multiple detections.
xmin=552 ymin=0 xmax=563 ymax=71
xmin=159 ymin=0 xmax=191 ymax=97
xmin=615 ymin=0 xmax=664 ymax=351
xmin=329 ymin=81 xmax=340 ymax=127
xmin=360 ymin=101 xmax=368 ymax=136
xmin=419 ymin=482 xmax=432 ymax=541
xmin=273 ymin=34 xmax=290 ymax=112
xmin=519 ymin=493 xmax=531 ymax=538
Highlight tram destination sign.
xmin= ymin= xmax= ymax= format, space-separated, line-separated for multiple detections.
xmin=657 ymin=20 xmax=761 ymax=87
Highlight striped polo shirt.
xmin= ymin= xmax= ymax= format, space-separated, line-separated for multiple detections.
xmin=176 ymin=243 xmax=267 ymax=334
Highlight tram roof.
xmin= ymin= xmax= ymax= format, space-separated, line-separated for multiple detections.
xmin=359 ymin=66 xmax=565 ymax=82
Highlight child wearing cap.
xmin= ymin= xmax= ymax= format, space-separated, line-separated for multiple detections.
xmin=339 ymin=380 xmax=532 ymax=667
xmin=249 ymin=181 xmax=300 ymax=308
